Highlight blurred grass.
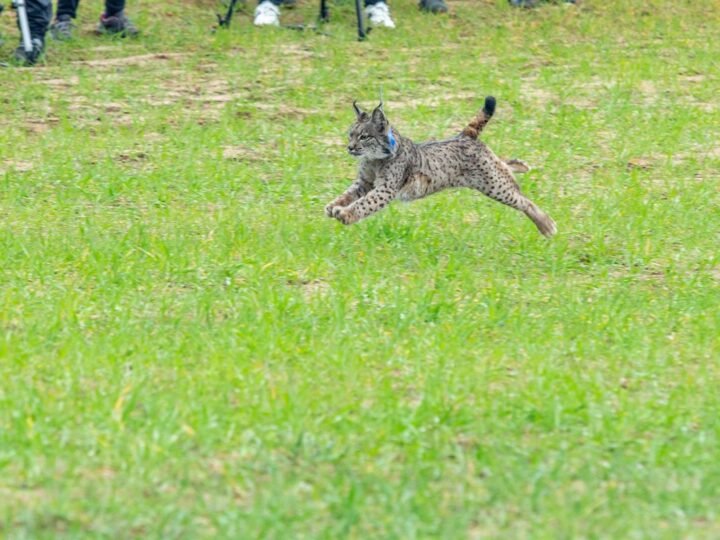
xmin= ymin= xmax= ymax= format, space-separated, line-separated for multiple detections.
xmin=1 ymin=0 xmax=720 ymax=538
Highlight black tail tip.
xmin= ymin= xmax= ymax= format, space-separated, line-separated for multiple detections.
xmin=483 ymin=96 xmax=496 ymax=117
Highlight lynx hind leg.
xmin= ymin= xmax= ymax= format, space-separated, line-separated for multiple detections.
xmin=523 ymin=199 xmax=557 ymax=238
xmin=501 ymin=190 xmax=557 ymax=238
xmin=469 ymin=164 xmax=557 ymax=237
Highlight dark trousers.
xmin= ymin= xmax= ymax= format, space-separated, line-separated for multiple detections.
xmin=262 ymin=0 xmax=386 ymax=5
xmin=22 ymin=0 xmax=52 ymax=40
xmin=56 ymin=0 xmax=126 ymax=19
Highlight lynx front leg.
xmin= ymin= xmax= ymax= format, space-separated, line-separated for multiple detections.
xmin=332 ymin=186 xmax=398 ymax=225
xmin=324 ymin=179 xmax=371 ymax=217
xmin=324 ymin=187 xmax=364 ymax=217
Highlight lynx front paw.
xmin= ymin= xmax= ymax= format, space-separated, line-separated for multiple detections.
xmin=332 ymin=206 xmax=357 ymax=225
xmin=325 ymin=197 xmax=350 ymax=218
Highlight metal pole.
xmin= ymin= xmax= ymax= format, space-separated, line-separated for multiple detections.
xmin=14 ymin=0 xmax=33 ymax=53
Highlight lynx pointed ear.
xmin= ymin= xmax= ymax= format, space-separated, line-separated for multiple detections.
xmin=371 ymin=103 xmax=387 ymax=127
xmin=353 ymin=100 xmax=366 ymax=119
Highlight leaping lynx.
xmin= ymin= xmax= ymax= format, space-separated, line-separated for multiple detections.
xmin=324 ymin=97 xmax=557 ymax=237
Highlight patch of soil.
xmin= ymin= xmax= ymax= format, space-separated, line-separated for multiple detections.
xmin=393 ymin=91 xmax=477 ymax=109
xmin=1 ymin=160 xmax=34 ymax=173
xmin=222 ymin=145 xmax=269 ymax=162
xmin=72 ymin=52 xmax=187 ymax=67
xmin=287 ymin=279 xmax=330 ymax=300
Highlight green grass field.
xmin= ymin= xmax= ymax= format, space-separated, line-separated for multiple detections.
xmin=2 ymin=0 xmax=719 ymax=537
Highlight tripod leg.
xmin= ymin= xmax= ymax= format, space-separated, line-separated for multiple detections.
xmin=219 ymin=0 xmax=240 ymax=28
xmin=15 ymin=0 xmax=34 ymax=52
xmin=355 ymin=0 xmax=365 ymax=40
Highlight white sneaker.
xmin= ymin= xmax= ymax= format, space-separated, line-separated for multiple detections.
xmin=366 ymin=2 xmax=395 ymax=28
xmin=254 ymin=1 xmax=280 ymax=26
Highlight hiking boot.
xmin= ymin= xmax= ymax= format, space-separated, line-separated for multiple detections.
xmin=13 ymin=37 xmax=44 ymax=66
xmin=96 ymin=11 xmax=139 ymax=36
xmin=366 ymin=2 xmax=395 ymax=28
xmin=254 ymin=1 xmax=280 ymax=26
xmin=419 ymin=0 xmax=448 ymax=13
xmin=50 ymin=14 xmax=75 ymax=40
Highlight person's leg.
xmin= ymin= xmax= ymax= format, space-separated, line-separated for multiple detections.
xmin=15 ymin=0 xmax=51 ymax=64
xmin=55 ymin=0 xmax=80 ymax=19
xmin=25 ymin=0 xmax=52 ymax=38
xmin=103 ymin=0 xmax=125 ymax=17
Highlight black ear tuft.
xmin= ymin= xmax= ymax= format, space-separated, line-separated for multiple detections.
xmin=353 ymin=100 xmax=367 ymax=119
xmin=483 ymin=96 xmax=496 ymax=117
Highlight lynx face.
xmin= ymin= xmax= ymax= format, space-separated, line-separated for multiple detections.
xmin=347 ymin=102 xmax=393 ymax=160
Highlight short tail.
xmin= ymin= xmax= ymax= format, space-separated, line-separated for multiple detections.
xmin=462 ymin=96 xmax=496 ymax=139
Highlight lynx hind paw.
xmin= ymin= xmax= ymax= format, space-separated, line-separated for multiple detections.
xmin=536 ymin=214 xmax=557 ymax=238
xmin=542 ymin=217 xmax=558 ymax=238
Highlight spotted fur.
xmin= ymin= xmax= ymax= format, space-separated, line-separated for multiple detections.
xmin=324 ymin=97 xmax=557 ymax=237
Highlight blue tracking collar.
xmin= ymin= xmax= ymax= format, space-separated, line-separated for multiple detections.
xmin=387 ymin=127 xmax=398 ymax=152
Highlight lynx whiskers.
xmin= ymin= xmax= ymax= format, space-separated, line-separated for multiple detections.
xmin=324 ymin=97 xmax=557 ymax=238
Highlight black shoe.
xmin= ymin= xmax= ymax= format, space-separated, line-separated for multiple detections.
xmin=13 ymin=37 xmax=44 ymax=66
xmin=419 ymin=0 xmax=448 ymax=13
xmin=96 ymin=11 xmax=139 ymax=36
xmin=50 ymin=14 xmax=75 ymax=40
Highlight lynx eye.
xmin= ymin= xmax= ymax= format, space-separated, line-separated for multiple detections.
xmin=360 ymin=134 xmax=372 ymax=141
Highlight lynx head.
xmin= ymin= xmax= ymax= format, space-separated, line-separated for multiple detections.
xmin=347 ymin=101 xmax=396 ymax=159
